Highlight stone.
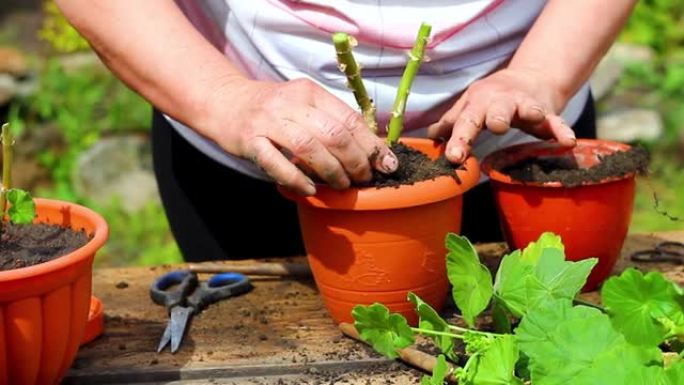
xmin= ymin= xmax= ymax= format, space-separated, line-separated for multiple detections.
xmin=0 ymin=74 xmax=16 ymax=105
xmin=597 ymin=109 xmax=663 ymax=143
xmin=72 ymin=135 xmax=159 ymax=212
xmin=0 ymin=46 xmax=28 ymax=77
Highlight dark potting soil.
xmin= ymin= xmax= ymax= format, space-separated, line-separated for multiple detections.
xmin=502 ymin=146 xmax=650 ymax=187
xmin=0 ymin=222 xmax=90 ymax=271
xmin=359 ymin=142 xmax=463 ymax=188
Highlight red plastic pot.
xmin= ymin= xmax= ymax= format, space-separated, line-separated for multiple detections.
xmin=282 ymin=138 xmax=480 ymax=324
xmin=0 ymin=198 xmax=108 ymax=385
xmin=481 ymin=139 xmax=636 ymax=291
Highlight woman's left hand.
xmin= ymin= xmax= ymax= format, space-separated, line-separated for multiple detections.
xmin=427 ymin=67 xmax=577 ymax=163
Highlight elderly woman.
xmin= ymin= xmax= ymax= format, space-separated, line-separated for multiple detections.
xmin=56 ymin=0 xmax=635 ymax=261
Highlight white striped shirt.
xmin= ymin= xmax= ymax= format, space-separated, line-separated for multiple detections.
xmin=169 ymin=0 xmax=590 ymax=181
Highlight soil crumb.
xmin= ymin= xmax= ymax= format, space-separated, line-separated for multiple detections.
xmin=0 ymin=223 xmax=90 ymax=271
xmin=359 ymin=142 xmax=462 ymax=188
xmin=503 ymin=146 xmax=649 ymax=187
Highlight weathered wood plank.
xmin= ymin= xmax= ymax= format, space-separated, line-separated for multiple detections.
xmin=65 ymin=231 xmax=684 ymax=384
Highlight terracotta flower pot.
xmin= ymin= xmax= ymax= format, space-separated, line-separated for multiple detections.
xmin=481 ymin=139 xmax=636 ymax=291
xmin=282 ymin=138 xmax=480 ymax=324
xmin=0 ymin=198 xmax=108 ymax=385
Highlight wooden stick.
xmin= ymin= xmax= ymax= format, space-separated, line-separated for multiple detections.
xmin=188 ymin=261 xmax=312 ymax=277
xmin=339 ymin=323 xmax=459 ymax=383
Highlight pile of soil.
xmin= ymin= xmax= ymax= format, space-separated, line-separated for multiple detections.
xmin=502 ymin=146 xmax=650 ymax=187
xmin=359 ymin=142 xmax=463 ymax=188
xmin=0 ymin=223 xmax=90 ymax=271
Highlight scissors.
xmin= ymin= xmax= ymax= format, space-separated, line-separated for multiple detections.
xmin=150 ymin=270 xmax=252 ymax=353
xmin=630 ymin=241 xmax=684 ymax=264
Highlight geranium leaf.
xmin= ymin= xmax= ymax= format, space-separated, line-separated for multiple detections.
xmin=408 ymin=292 xmax=457 ymax=360
xmin=515 ymin=299 xmax=660 ymax=385
xmin=468 ymin=335 xmax=524 ymax=385
xmin=494 ymin=250 xmax=532 ymax=318
xmin=420 ymin=354 xmax=449 ymax=385
xmin=445 ymin=233 xmax=493 ymax=327
xmin=531 ymin=248 xmax=597 ymax=300
xmin=602 ymin=268 xmax=684 ymax=346
xmin=352 ymin=303 xmax=415 ymax=359
xmin=6 ymin=188 xmax=36 ymax=224
xmin=520 ymin=232 xmax=564 ymax=264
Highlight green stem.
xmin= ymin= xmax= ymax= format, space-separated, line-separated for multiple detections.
xmin=386 ymin=22 xmax=432 ymax=145
xmin=573 ymin=298 xmax=605 ymax=312
xmin=411 ymin=327 xmax=465 ymax=340
xmin=0 ymin=123 xmax=13 ymax=235
xmin=448 ymin=325 xmax=499 ymax=337
xmin=332 ymin=32 xmax=377 ymax=133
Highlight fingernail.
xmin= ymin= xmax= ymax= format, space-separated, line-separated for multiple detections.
xmin=531 ymin=105 xmax=546 ymax=116
xmin=302 ymin=178 xmax=316 ymax=196
xmin=382 ymin=153 xmax=398 ymax=173
xmin=449 ymin=147 xmax=465 ymax=163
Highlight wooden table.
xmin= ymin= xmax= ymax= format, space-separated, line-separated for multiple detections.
xmin=64 ymin=231 xmax=684 ymax=385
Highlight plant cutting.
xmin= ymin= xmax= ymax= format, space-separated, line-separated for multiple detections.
xmin=0 ymin=122 xmax=108 ymax=385
xmin=481 ymin=139 xmax=649 ymax=291
xmin=351 ymin=231 xmax=684 ymax=384
xmin=280 ymin=23 xmax=480 ymax=324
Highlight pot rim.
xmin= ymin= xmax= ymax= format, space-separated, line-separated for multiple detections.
xmin=280 ymin=138 xmax=480 ymax=210
xmin=0 ymin=198 xmax=109 ymax=282
xmin=481 ymin=139 xmax=636 ymax=188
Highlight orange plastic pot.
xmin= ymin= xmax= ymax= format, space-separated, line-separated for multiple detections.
xmin=0 ymin=198 xmax=108 ymax=385
xmin=282 ymin=138 xmax=480 ymax=324
xmin=481 ymin=139 xmax=636 ymax=291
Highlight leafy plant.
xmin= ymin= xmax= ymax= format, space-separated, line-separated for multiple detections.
xmin=333 ymin=23 xmax=432 ymax=145
xmin=0 ymin=123 xmax=36 ymax=235
xmin=39 ymin=0 xmax=90 ymax=53
xmin=353 ymin=232 xmax=684 ymax=384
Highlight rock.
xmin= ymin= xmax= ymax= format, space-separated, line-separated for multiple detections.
xmin=57 ymin=52 xmax=106 ymax=73
xmin=590 ymin=43 xmax=655 ymax=101
xmin=597 ymin=109 xmax=663 ymax=143
xmin=0 ymin=46 xmax=29 ymax=77
xmin=72 ymin=135 xmax=159 ymax=212
xmin=0 ymin=74 xmax=16 ymax=105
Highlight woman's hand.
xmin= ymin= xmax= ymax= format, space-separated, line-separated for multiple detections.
xmin=427 ymin=68 xmax=577 ymax=163
xmin=203 ymin=78 xmax=399 ymax=196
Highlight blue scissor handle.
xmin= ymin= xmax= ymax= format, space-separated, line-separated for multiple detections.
xmin=186 ymin=272 xmax=252 ymax=313
xmin=149 ymin=270 xmax=198 ymax=309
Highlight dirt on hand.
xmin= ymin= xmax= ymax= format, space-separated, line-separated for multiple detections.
xmin=503 ymin=146 xmax=650 ymax=187
xmin=0 ymin=223 xmax=90 ymax=271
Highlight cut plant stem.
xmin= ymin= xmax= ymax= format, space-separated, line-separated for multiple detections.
xmin=332 ymin=32 xmax=378 ymax=133
xmin=386 ymin=22 xmax=432 ymax=145
xmin=411 ymin=326 xmax=499 ymax=340
xmin=0 ymin=123 xmax=13 ymax=235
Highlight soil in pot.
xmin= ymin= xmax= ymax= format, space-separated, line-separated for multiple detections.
xmin=360 ymin=142 xmax=464 ymax=188
xmin=0 ymin=223 xmax=90 ymax=271
xmin=502 ymin=146 xmax=649 ymax=187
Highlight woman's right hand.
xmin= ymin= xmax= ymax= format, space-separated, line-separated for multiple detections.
xmin=200 ymin=77 xmax=399 ymax=196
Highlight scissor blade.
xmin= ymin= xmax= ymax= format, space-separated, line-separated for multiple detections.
xmin=157 ymin=322 xmax=172 ymax=353
xmin=170 ymin=306 xmax=193 ymax=353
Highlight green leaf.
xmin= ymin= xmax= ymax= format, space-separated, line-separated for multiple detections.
xmin=666 ymin=362 xmax=684 ymax=384
xmin=516 ymin=299 xmax=661 ymax=385
xmin=494 ymin=250 xmax=532 ymax=317
xmin=408 ymin=292 xmax=457 ymax=360
xmin=420 ymin=354 xmax=449 ymax=385
xmin=445 ymin=233 xmax=493 ymax=327
xmin=520 ymin=232 xmax=565 ymax=264
xmin=492 ymin=299 xmax=512 ymax=334
xmin=6 ymin=189 xmax=36 ymax=224
xmin=523 ymin=251 xmax=597 ymax=312
xmin=468 ymin=335 xmax=524 ymax=385
xmin=494 ymin=242 xmax=596 ymax=318
xmin=352 ymin=303 xmax=415 ymax=359
xmin=602 ymin=268 xmax=684 ymax=346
